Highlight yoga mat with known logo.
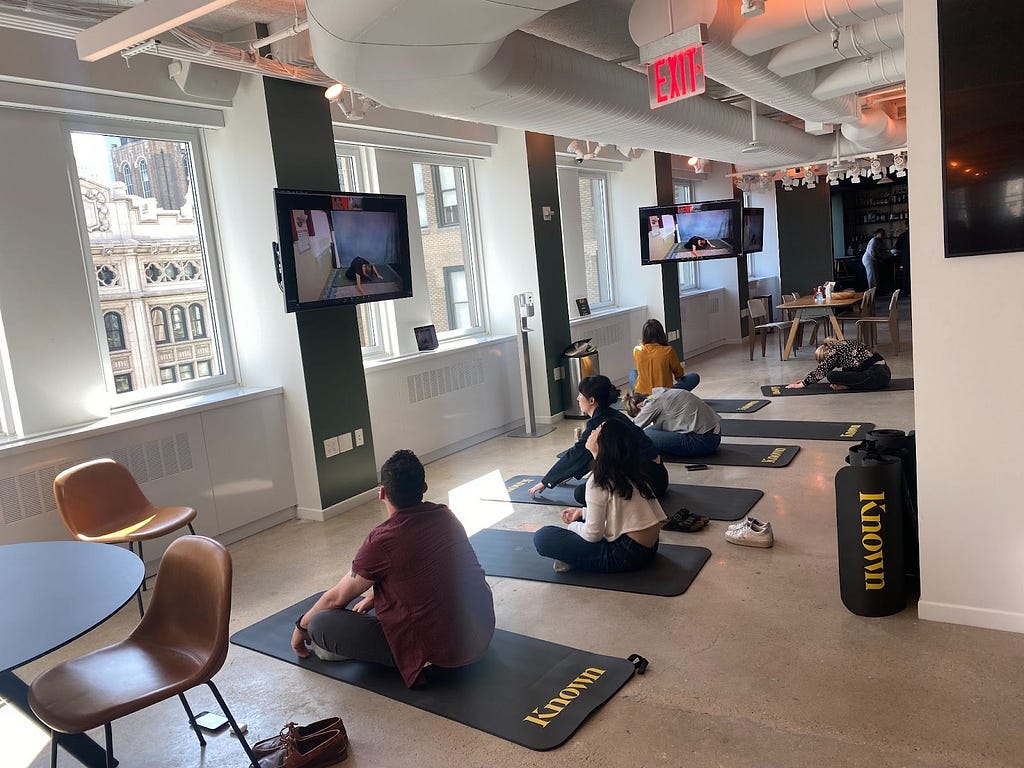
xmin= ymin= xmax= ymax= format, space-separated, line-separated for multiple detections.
xmin=702 ymin=398 xmax=771 ymax=413
xmin=661 ymin=443 xmax=800 ymax=467
xmin=761 ymin=379 xmax=914 ymax=396
xmin=719 ymin=419 xmax=875 ymax=441
xmin=485 ymin=476 xmax=762 ymax=521
xmin=470 ymin=528 xmax=710 ymax=597
xmin=231 ymin=594 xmax=636 ymax=751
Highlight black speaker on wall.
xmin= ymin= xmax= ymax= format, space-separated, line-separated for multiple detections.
xmin=938 ymin=0 xmax=1024 ymax=258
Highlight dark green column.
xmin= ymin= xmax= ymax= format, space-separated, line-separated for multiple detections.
xmin=654 ymin=152 xmax=683 ymax=358
xmin=264 ymin=78 xmax=378 ymax=508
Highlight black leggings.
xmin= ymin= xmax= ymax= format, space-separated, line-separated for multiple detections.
xmin=572 ymin=459 xmax=670 ymax=504
xmin=827 ymin=362 xmax=892 ymax=391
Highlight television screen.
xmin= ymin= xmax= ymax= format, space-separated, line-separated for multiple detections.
xmin=274 ymin=188 xmax=412 ymax=312
xmin=742 ymin=207 xmax=765 ymax=254
xmin=639 ymin=199 xmax=742 ymax=265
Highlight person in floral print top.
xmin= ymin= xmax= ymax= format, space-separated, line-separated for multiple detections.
xmin=786 ymin=337 xmax=891 ymax=391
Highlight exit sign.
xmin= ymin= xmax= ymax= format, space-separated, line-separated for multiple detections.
xmin=647 ymin=44 xmax=706 ymax=108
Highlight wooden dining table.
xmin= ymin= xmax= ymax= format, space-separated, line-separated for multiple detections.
xmin=776 ymin=292 xmax=864 ymax=361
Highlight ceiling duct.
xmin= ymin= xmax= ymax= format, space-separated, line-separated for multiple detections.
xmin=767 ymin=12 xmax=905 ymax=78
xmin=814 ymin=48 xmax=906 ymax=101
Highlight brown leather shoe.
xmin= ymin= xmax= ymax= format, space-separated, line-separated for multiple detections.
xmin=258 ymin=728 xmax=349 ymax=768
xmin=252 ymin=718 xmax=346 ymax=757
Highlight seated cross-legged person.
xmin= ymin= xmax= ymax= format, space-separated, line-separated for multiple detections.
xmin=534 ymin=419 xmax=667 ymax=573
xmin=291 ymin=449 xmax=495 ymax=688
xmin=627 ymin=386 xmax=721 ymax=459
xmin=629 ymin=318 xmax=700 ymax=397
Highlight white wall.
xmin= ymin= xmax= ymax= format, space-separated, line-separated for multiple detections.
xmin=907 ymin=3 xmax=1024 ymax=633
xmin=608 ymin=152 xmax=664 ymax=314
xmin=747 ymin=183 xmax=782 ymax=281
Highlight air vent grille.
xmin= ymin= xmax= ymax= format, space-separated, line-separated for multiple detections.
xmin=407 ymin=358 xmax=484 ymax=404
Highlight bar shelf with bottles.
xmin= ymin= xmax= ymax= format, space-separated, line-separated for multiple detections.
xmin=842 ymin=182 xmax=908 ymax=258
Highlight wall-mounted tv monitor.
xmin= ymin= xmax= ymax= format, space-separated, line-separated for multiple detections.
xmin=639 ymin=198 xmax=742 ymax=265
xmin=274 ymin=188 xmax=412 ymax=312
xmin=742 ymin=207 xmax=765 ymax=254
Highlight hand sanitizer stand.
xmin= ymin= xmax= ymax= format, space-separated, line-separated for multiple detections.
xmin=508 ymin=292 xmax=555 ymax=438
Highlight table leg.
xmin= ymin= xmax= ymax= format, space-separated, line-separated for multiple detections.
xmin=0 ymin=670 xmax=117 ymax=768
xmin=828 ymin=311 xmax=845 ymax=340
xmin=782 ymin=310 xmax=802 ymax=360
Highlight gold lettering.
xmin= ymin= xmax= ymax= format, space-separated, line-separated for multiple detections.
xmin=841 ymin=424 xmax=861 ymax=438
xmin=771 ymin=386 xmax=781 ymax=395
xmin=864 ymin=571 xmax=885 ymax=589
xmin=862 ymin=533 xmax=883 ymax=551
xmin=761 ymin=447 xmax=785 ymax=464
xmin=523 ymin=667 xmax=608 ymax=727
xmin=740 ymin=401 xmax=758 ymax=411
xmin=508 ymin=478 xmax=533 ymax=491
xmin=861 ymin=514 xmax=881 ymax=534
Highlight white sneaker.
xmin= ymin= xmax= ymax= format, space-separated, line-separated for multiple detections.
xmin=727 ymin=517 xmax=765 ymax=532
xmin=725 ymin=519 xmax=774 ymax=548
xmin=553 ymin=560 xmax=573 ymax=573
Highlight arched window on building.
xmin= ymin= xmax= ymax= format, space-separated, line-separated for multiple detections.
xmin=189 ymin=303 xmax=207 ymax=339
xmin=121 ymin=163 xmax=134 ymax=195
xmin=138 ymin=158 xmax=152 ymax=198
xmin=170 ymin=305 xmax=188 ymax=342
xmin=151 ymin=307 xmax=169 ymax=345
xmin=103 ymin=312 xmax=126 ymax=351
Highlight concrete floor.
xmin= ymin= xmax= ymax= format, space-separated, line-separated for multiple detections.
xmin=11 ymin=304 xmax=1024 ymax=767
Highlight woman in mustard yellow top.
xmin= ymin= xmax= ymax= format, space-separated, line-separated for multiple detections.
xmin=629 ymin=319 xmax=700 ymax=398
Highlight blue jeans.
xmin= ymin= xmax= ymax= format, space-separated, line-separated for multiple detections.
xmin=533 ymin=527 xmax=659 ymax=572
xmin=645 ymin=428 xmax=721 ymax=458
xmin=629 ymin=369 xmax=700 ymax=395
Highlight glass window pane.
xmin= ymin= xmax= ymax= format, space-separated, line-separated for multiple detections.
xmin=70 ymin=130 xmax=225 ymax=398
xmin=578 ymin=173 xmax=613 ymax=306
xmin=414 ymin=161 xmax=481 ymax=336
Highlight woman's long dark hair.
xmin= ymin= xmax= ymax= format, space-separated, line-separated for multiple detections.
xmin=578 ymin=375 xmax=620 ymax=408
xmin=590 ymin=417 xmax=656 ymax=500
xmin=641 ymin=318 xmax=669 ymax=346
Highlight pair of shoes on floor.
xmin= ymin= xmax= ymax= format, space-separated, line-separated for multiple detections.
xmin=663 ymin=507 xmax=709 ymax=533
xmin=553 ymin=560 xmax=574 ymax=573
xmin=253 ymin=718 xmax=348 ymax=768
xmin=725 ymin=517 xmax=774 ymax=548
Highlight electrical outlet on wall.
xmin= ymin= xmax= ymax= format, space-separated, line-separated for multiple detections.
xmin=338 ymin=432 xmax=353 ymax=452
xmin=554 ymin=367 xmax=563 ymax=381
xmin=324 ymin=436 xmax=340 ymax=458
xmin=354 ymin=428 xmax=364 ymax=447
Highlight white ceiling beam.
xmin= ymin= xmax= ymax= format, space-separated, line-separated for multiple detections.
xmin=76 ymin=0 xmax=241 ymax=62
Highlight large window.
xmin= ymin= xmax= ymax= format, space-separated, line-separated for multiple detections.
xmin=674 ymin=179 xmax=699 ymax=292
xmin=70 ymin=126 xmax=231 ymax=402
xmin=412 ymin=158 xmax=483 ymax=337
xmin=577 ymin=172 xmax=613 ymax=307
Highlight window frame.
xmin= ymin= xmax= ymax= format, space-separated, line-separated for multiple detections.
xmin=576 ymin=170 xmax=615 ymax=309
xmin=673 ymin=178 xmax=700 ymax=292
xmin=121 ymin=162 xmax=134 ymax=195
xmin=137 ymin=157 xmax=151 ymax=198
xmin=103 ymin=310 xmax=126 ymax=351
xmin=65 ymin=118 xmax=236 ymax=408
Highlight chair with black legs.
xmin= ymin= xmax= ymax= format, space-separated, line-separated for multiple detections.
xmin=53 ymin=458 xmax=197 ymax=616
xmin=28 ymin=536 xmax=259 ymax=768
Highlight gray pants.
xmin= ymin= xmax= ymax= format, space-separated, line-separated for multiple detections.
xmin=307 ymin=604 xmax=396 ymax=668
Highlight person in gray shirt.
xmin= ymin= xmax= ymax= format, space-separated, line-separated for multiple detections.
xmin=626 ymin=387 xmax=721 ymax=458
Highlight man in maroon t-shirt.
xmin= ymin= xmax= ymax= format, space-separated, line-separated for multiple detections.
xmin=291 ymin=450 xmax=495 ymax=687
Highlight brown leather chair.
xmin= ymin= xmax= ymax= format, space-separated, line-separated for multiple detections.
xmin=28 ymin=536 xmax=258 ymax=768
xmin=54 ymin=458 xmax=197 ymax=615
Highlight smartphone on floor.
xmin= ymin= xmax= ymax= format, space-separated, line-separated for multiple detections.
xmin=193 ymin=711 xmax=230 ymax=732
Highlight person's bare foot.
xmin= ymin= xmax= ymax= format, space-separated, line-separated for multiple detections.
xmin=830 ymin=383 xmax=849 ymax=391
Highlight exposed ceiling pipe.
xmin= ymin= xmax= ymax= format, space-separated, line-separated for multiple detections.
xmin=767 ymin=12 xmax=904 ymax=78
xmin=814 ymin=48 xmax=905 ymax=101
xmin=629 ymin=0 xmax=860 ymax=125
xmin=249 ymin=20 xmax=309 ymax=53
xmin=839 ymin=105 xmax=905 ymax=149
xmin=731 ymin=0 xmax=903 ymax=57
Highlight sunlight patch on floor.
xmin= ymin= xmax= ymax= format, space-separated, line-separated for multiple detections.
xmin=0 ymin=700 xmax=50 ymax=768
xmin=447 ymin=469 xmax=515 ymax=536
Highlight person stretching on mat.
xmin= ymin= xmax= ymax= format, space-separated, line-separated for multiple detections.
xmin=533 ymin=418 xmax=667 ymax=573
xmin=786 ymin=337 xmax=892 ymax=392
xmin=628 ymin=318 xmax=699 ymax=400
xmin=626 ymin=386 xmax=722 ymax=459
xmin=345 ymin=256 xmax=383 ymax=296
xmin=528 ymin=375 xmax=668 ymax=505
xmin=290 ymin=449 xmax=495 ymax=688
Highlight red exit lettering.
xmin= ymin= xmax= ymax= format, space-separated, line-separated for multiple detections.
xmin=648 ymin=44 xmax=706 ymax=109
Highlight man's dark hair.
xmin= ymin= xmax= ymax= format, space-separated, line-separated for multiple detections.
xmin=380 ymin=449 xmax=425 ymax=509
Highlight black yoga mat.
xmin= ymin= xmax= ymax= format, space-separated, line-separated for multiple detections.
xmin=470 ymin=528 xmax=710 ymax=597
xmin=720 ymin=419 xmax=875 ymax=441
xmin=662 ymin=443 xmax=799 ymax=467
xmin=231 ymin=594 xmax=635 ymax=751
xmin=761 ymin=379 xmax=914 ymax=396
xmin=485 ymin=475 xmax=762 ymax=521
xmin=703 ymin=398 xmax=771 ymax=413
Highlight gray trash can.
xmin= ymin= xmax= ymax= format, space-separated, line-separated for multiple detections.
xmin=563 ymin=339 xmax=599 ymax=419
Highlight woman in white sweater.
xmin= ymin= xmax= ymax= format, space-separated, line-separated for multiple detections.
xmin=533 ymin=418 xmax=667 ymax=573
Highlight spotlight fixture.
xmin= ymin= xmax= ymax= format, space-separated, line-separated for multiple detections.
xmin=780 ymin=175 xmax=796 ymax=191
xmin=566 ymin=140 xmax=604 ymax=163
xmin=325 ymin=83 xmax=380 ymax=121
xmin=802 ymin=167 xmax=817 ymax=189
xmin=889 ymin=152 xmax=908 ymax=177
xmin=324 ymin=82 xmax=345 ymax=101
xmin=687 ymin=156 xmax=708 ymax=174
xmin=868 ymin=156 xmax=884 ymax=181
xmin=827 ymin=166 xmax=844 ymax=186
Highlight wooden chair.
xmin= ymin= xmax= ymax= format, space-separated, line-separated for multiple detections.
xmin=839 ymin=286 xmax=876 ymax=336
xmin=787 ymin=292 xmax=829 ymax=346
xmin=748 ymin=297 xmax=800 ymax=360
xmin=857 ymin=288 xmax=901 ymax=355
xmin=28 ymin=536 xmax=259 ymax=768
xmin=53 ymin=458 xmax=197 ymax=616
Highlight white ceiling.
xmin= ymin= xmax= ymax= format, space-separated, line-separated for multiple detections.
xmin=0 ymin=0 xmax=908 ymax=168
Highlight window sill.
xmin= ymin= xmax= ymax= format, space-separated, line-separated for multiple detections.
xmin=0 ymin=386 xmax=284 ymax=458
xmin=363 ymin=333 xmax=516 ymax=373
xmin=570 ymin=304 xmax=644 ymax=326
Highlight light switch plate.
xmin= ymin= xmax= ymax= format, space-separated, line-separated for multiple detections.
xmin=354 ymin=428 xmax=364 ymax=447
xmin=338 ymin=432 xmax=354 ymax=452
xmin=323 ymin=436 xmax=340 ymax=458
